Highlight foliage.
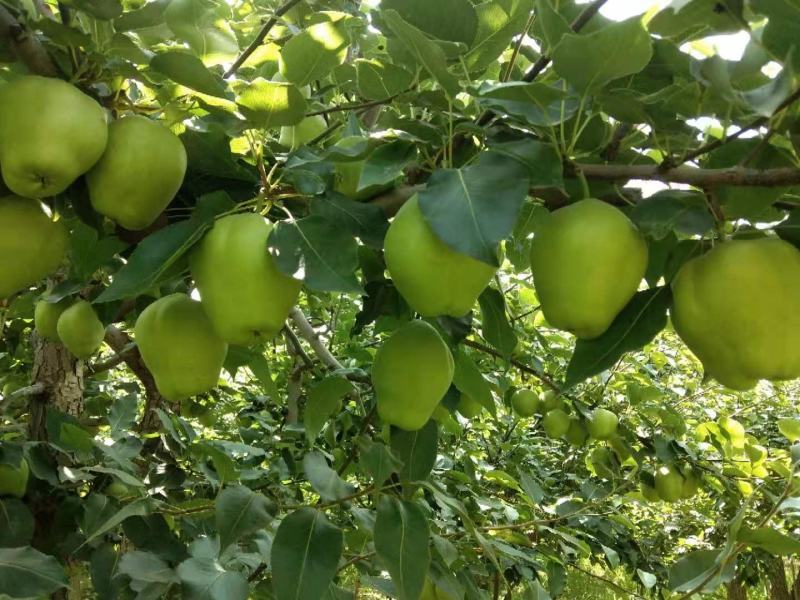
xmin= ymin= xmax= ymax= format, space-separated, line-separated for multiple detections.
xmin=0 ymin=0 xmax=799 ymax=599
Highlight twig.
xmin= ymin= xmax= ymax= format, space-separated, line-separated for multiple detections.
xmin=569 ymin=563 xmax=648 ymax=600
xmin=305 ymin=92 xmax=406 ymax=117
xmin=462 ymin=338 xmax=561 ymax=392
xmin=0 ymin=383 xmax=45 ymax=409
xmin=574 ymin=163 xmax=800 ymax=188
xmin=679 ymin=87 xmax=800 ymax=165
xmin=224 ymin=0 xmax=304 ymax=78
xmin=0 ymin=5 xmax=58 ymax=76
xmin=336 ymin=404 xmax=377 ymax=476
xmin=283 ymin=325 xmax=314 ymax=370
xmin=522 ymin=0 xmax=609 ymax=83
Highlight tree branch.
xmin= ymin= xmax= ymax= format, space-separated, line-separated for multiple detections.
xmin=0 ymin=5 xmax=58 ymax=76
xmin=574 ymin=163 xmax=800 ymax=188
xmin=104 ymin=325 xmax=163 ymax=433
xmin=305 ymin=91 xmax=407 ymax=117
xmin=680 ymin=87 xmax=800 ymax=164
xmin=288 ymin=307 xmax=344 ymax=370
xmin=462 ymin=338 xmax=561 ymax=392
xmin=0 ymin=383 xmax=45 ymax=410
xmin=224 ymin=0 xmax=304 ymax=79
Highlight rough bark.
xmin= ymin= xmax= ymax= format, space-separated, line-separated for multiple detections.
xmin=0 ymin=5 xmax=58 ymax=76
xmin=28 ymin=334 xmax=83 ymax=440
xmin=727 ymin=579 xmax=748 ymax=600
xmin=765 ymin=558 xmax=792 ymax=600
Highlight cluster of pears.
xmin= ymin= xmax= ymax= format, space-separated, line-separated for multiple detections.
xmin=0 ymin=455 xmax=29 ymax=498
xmin=0 ymin=75 xmax=186 ymax=304
xmin=511 ymin=389 xmax=619 ymax=445
xmin=35 ymin=299 xmax=106 ymax=359
xmin=135 ymin=213 xmax=302 ymax=401
xmin=531 ymin=198 xmax=800 ymax=390
xmin=640 ymin=464 xmax=701 ymax=503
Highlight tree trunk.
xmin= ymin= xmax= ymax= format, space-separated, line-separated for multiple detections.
xmin=765 ymin=557 xmax=792 ymax=600
xmin=28 ymin=334 xmax=83 ymax=440
xmin=727 ymin=579 xmax=748 ymax=600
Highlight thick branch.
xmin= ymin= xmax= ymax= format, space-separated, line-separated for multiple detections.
xmin=104 ymin=326 xmax=163 ymax=433
xmin=0 ymin=5 xmax=58 ymax=76
xmin=574 ymin=163 xmax=800 ymax=188
xmin=0 ymin=383 xmax=45 ymax=409
xmin=288 ymin=307 xmax=343 ymax=370
xmin=224 ymin=0 xmax=303 ymax=78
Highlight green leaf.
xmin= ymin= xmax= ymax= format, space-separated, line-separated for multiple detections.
xmin=630 ymin=190 xmax=714 ymax=240
xmin=358 ymin=141 xmax=416 ymax=194
xmin=108 ymin=395 xmax=138 ymax=436
xmin=164 ymin=0 xmax=238 ymax=66
xmin=115 ymin=1 xmax=168 ymax=31
xmin=532 ymin=0 xmax=570 ymax=52
xmin=466 ymin=0 xmax=533 ymax=72
xmin=374 ymin=496 xmax=431 ymax=600
xmin=150 ymin=51 xmax=228 ymax=97
xmin=0 ymin=499 xmax=34 ymax=547
xmin=523 ymin=580 xmax=552 ymax=600
xmin=738 ymin=527 xmax=800 ymax=555
xmin=303 ymin=452 xmax=357 ymax=501
xmin=96 ymin=193 xmax=234 ymax=302
xmin=381 ymin=0 xmax=478 ymax=45
xmin=753 ymin=0 xmax=800 ymax=71
xmin=271 ymin=508 xmax=343 ymax=600
xmin=236 ymin=79 xmax=307 ymax=128
xmin=355 ymin=59 xmax=414 ymax=100
xmin=72 ymin=0 xmax=122 ymax=19
xmin=453 ymin=349 xmax=496 ymax=415
xmin=419 ymin=153 xmax=529 ymax=266
xmin=490 ymin=139 xmax=564 ymax=188
xmin=90 ymin=544 xmax=126 ymax=600
xmin=83 ymin=500 xmax=150 ymax=545
xmin=668 ymin=549 xmax=735 ymax=593
xmin=310 ymin=193 xmax=389 ymax=250
xmin=651 ymin=0 xmax=744 ymax=41
xmin=382 ymin=10 xmax=461 ymax=97
xmin=391 ymin=420 xmax=438 ymax=483
xmin=476 ymin=81 xmax=579 ymax=126
xmin=279 ymin=21 xmax=349 ymax=86
xmin=552 ymin=17 xmax=654 ymax=92
xmin=778 ymin=418 xmax=800 ymax=442
xmin=118 ymin=551 xmax=177 ymax=585
xmin=305 ymin=376 xmax=354 ymax=442
xmin=269 ymin=216 xmax=362 ymax=293
xmin=359 ymin=440 xmax=403 ymax=485
xmin=176 ymin=557 xmax=249 ymax=600
xmin=215 ymin=485 xmax=275 ymax=550
xmin=479 ymin=288 xmax=517 ymax=358
xmin=0 ymin=546 xmax=68 ymax=598
xmin=565 ymin=287 xmax=672 ymax=387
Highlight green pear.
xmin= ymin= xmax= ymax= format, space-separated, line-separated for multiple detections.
xmin=542 ymin=408 xmax=570 ymax=438
xmin=0 ymin=76 xmax=107 ymax=198
xmin=541 ymin=390 xmax=564 ymax=412
xmin=587 ymin=408 xmax=618 ymax=440
xmin=87 ymin=115 xmax=187 ymax=231
xmin=511 ymin=388 xmax=539 ymax=417
xmin=530 ymin=199 xmax=648 ymax=339
xmin=384 ymin=195 xmax=498 ymax=317
xmin=672 ymin=238 xmax=800 ymax=390
xmin=372 ymin=320 xmax=454 ymax=431
xmin=134 ymin=293 xmax=228 ymax=401
xmin=589 ymin=447 xmax=616 ymax=479
xmin=279 ymin=115 xmax=327 ymax=150
xmin=640 ymin=482 xmax=659 ymax=502
xmin=0 ymin=196 xmax=68 ymax=298
xmin=57 ymin=301 xmax=106 ymax=359
xmin=189 ymin=213 xmax=302 ymax=346
xmin=333 ymin=136 xmax=397 ymax=200
xmin=34 ymin=298 xmax=71 ymax=341
xmin=105 ymin=481 xmax=130 ymax=499
xmin=456 ymin=393 xmax=482 ymax=418
xmin=0 ymin=456 xmax=28 ymax=498
xmin=565 ymin=418 xmax=588 ymax=447
xmin=681 ymin=467 xmax=700 ymax=499
xmin=655 ymin=465 xmax=684 ymax=502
